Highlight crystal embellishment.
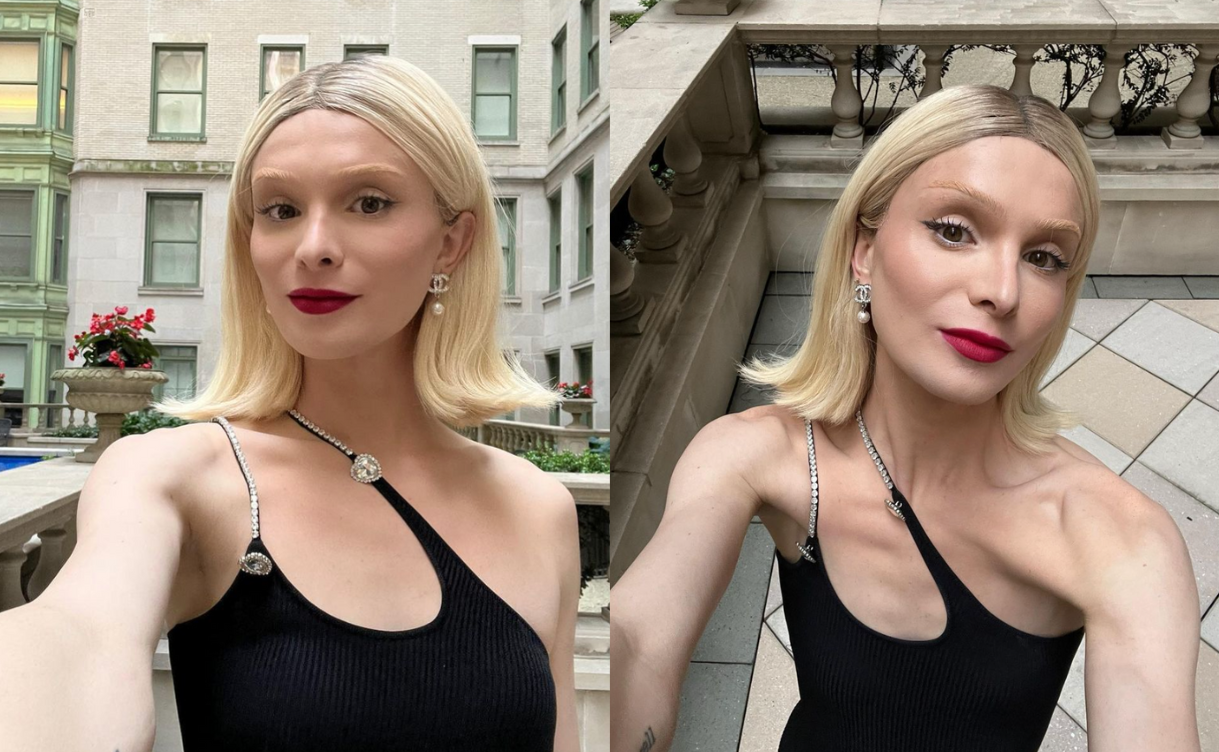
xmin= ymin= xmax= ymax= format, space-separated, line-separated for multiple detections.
xmin=885 ymin=497 xmax=906 ymax=520
xmin=240 ymin=551 xmax=273 ymax=576
xmin=351 ymin=453 xmax=383 ymax=484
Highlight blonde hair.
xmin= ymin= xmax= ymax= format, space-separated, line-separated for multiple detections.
xmin=740 ymin=84 xmax=1099 ymax=456
xmin=153 ymin=55 xmax=558 ymax=427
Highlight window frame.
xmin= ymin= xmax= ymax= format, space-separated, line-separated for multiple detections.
xmin=149 ymin=43 xmax=208 ymax=140
xmin=0 ymin=188 xmax=37 ymax=281
xmin=51 ymin=191 xmax=68 ymax=285
xmin=57 ymin=41 xmax=73 ymax=134
xmin=548 ymin=189 xmax=562 ymax=294
xmin=343 ymin=45 xmax=388 ymax=60
xmin=551 ymin=27 xmax=567 ymax=135
xmin=471 ymin=45 xmax=518 ymax=142
xmin=496 ymin=196 xmax=518 ymax=296
xmin=580 ymin=0 xmax=600 ymax=103
xmin=151 ymin=344 xmax=199 ymax=402
xmin=143 ymin=192 xmax=203 ymax=289
xmin=576 ymin=164 xmax=595 ymax=283
xmin=259 ymin=44 xmax=305 ymax=102
xmin=0 ymin=38 xmax=42 ymax=127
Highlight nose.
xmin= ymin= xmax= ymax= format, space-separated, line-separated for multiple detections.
xmin=293 ymin=205 xmax=344 ymax=268
xmin=969 ymin=243 xmax=1020 ymax=317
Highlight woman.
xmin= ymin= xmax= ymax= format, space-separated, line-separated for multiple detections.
xmin=0 ymin=55 xmax=581 ymax=751
xmin=611 ymin=85 xmax=1200 ymax=751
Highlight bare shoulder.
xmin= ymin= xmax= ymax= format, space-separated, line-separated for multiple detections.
xmin=449 ymin=430 xmax=577 ymax=535
xmin=683 ymin=404 xmax=801 ymax=472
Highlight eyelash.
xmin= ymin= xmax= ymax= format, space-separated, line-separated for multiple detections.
xmin=254 ymin=194 xmax=398 ymax=222
xmin=921 ymin=218 xmax=1071 ymax=273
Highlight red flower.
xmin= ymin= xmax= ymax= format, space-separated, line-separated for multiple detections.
xmin=115 ymin=306 xmax=128 ymax=315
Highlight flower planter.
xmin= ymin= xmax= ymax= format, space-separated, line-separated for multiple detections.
xmin=560 ymin=397 xmax=596 ymax=429
xmin=51 ymin=367 xmax=169 ymax=463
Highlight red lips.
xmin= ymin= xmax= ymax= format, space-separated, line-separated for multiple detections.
xmin=940 ymin=328 xmax=1012 ymax=363
xmin=287 ymin=288 xmax=359 ymax=315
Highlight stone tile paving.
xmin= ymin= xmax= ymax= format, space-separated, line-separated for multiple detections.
xmin=670 ymin=274 xmax=1219 ymax=752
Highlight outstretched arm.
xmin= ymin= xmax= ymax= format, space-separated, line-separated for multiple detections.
xmin=611 ymin=413 xmax=770 ymax=752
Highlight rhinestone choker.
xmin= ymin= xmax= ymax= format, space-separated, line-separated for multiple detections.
xmin=287 ymin=408 xmax=384 ymax=484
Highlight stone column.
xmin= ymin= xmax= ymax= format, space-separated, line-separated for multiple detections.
xmin=1162 ymin=44 xmax=1219 ymax=149
xmin=1009 ymin=44 xmax=1040 ymax=98
xmin=1083 ymin=45 xmax=1131 ymax=148
xmin=611 ymin=243 xmax=655 ymax=336
xmin=628 ymin=163 xmax=687 ymax=263
xmin=919 ymin=45 xmax=950 ymax=98
xmin=665 ymin=114 xmax=709 ymax=207
xmin=0 ymin=548 xmax=26 ymax=612
xmin=828 ymin=45 xmax=864 ymax=148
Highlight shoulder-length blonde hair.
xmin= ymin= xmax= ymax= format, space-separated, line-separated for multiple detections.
xmin=153 ymin=54 xmax=558 ymax=427
xmin=740 ymin=84 xmax=1099 ymax=456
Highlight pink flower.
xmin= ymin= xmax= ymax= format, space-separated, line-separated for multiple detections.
xmin=115 ymin=306 xmax=128 ymax=315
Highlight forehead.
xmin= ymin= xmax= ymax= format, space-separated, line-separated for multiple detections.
xmin=897 ymin=136 xmax=1083 ymax=229
xmin=251 ymin=108 xmax=416 ymax=176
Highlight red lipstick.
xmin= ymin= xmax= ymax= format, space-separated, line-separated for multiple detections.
xmin=940 ymin=328 xmax=1012 ymax=363
xmin=288 ymin=288 xmax=358 ymax=315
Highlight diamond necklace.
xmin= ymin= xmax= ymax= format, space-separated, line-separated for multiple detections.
xmin=287 ymin=408 xmax=384 ymax=484
xmin=855 ymin=408 xmax=906 ymax=521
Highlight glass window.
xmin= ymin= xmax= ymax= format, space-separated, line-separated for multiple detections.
xmin=548 ymin=191 xmax=562 ymax=294
xmin=44 ymin=342 xmax=64 ymax=428
xmin=577 ymin=165 xmax=594 ymax=282
xmin=581 ymin=0 xmax=600 ymax=101
xmin=58 ymin=43 xmax=73 ymax=133
xmin=261 ymin=46 xmax=303 ymax=100
xmin=0 ymin=40 xmax=40 ymax=125
xmin=52 ymin=193 xmax=68 ymax=285
xmin=496 ymin=198 xmax=517 ymax=296
xmin=344 ymin=45 xmax=387 ymax=59
xmin=551 ymin=28 xmax=567 ymax=134
xmin=151 ymin=345 xmax=198 ymax=402
xmin=574 ymin=345 xmax=593 ymax=427
xmin=545 ymin=351 xmax=561 ymax=426
xmin=145 ymin=194 xmax=201 ymax=287
xmin=152 ymin=46 xmax=206 ymax=137
xmin=472 ymin=47 xmax=516 ymax=140
xmin=0 ymin=191 xmax=35 ymax=279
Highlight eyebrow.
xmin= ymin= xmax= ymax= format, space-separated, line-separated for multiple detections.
xmin=252 ymin=163 xmax=406 ymax=183
xmin=927 ymin=179 xmax=1081 ymax=239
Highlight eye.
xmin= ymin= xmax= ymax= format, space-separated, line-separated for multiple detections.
xmin=254 ymin=202 xmax=299 ymax=221
xmin=354 ymin=194 xmax=396 ymax=215
xmin=254 ymin=194 xmax=398 ymax=222
xmin=922 ymin=217 xmax=972 ymax=245
xmin=1027 ymin=248 xmax=1071 ymax=272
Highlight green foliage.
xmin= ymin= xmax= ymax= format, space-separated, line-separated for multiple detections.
xmin=520 ymin=447 xmax=609 ymax=474
xmin=612 ymin=0 xmax=660 ymax=30
xmin=45 ymin=409 xmax=195 ymax=439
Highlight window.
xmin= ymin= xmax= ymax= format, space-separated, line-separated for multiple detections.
xmin=576 ymin=165 xmax=594 ymax=282
xmin=145 ymin=193 xmax=202 ymax=287
xmin=496 ymin=197 xmax=517 ymax=296
xmin=0 ymin=343 xmax=26 ymax=400
xmin=472 ymin=47 xmax=516 ymax=141
xmin=580 ymin=0 xmax=599 ymax=102
xmin=52 ymin=193 xmax=68 ymax=285
xmin=0 ymin=191 xmax=35 ymax=279
xmin=574 ymin=345 xmax=593 ymax=427
xmin=261 ymin=46 xmax=304 ymax=101
xmin=151 ymin=345 xmax=198 ymax=402
xmin=0 ymin=40 xmax=40 ymax=126
xmin=44 ymin=342 xmax=64 ymax=428
xmin=551 ymin=28 xmax=567 ymax=134
xmin=344 ymin=45 xmax=387 ymax=59
xmin=545 ymin=351 xmax=561 ymax=426
xmin=58 ymin=43 xmax=73 ymax=133
xmin=151 ymin=45 xmax=206 ymax=138
xmin=548 ymin=191 xmax=562 ymax=293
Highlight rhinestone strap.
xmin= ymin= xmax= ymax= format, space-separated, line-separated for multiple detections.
xmin=796 ymin=418 xmax=820 ymax=563
xmin=286 ymin=409 xmax=383 ymax=484
xmin=211 ymin=416 xmax=261 ymax=540
xmin=855 ymin=408 xmax=905 ymax=520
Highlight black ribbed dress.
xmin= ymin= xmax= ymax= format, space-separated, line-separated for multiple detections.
xmin=777 ymin=418 xmax=1083 ymax=751
xmin=166 ymin=415 xmax=556 ymax=751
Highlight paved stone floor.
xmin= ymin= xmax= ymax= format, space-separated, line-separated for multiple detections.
xmin=671 ymin=273 xmax=1219 ymax=752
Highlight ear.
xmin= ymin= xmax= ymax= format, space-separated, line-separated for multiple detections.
xmin=850 ymin=224 xmax=876 ymax=284
xmin=435 ymin=210 xmax=476 ymax=275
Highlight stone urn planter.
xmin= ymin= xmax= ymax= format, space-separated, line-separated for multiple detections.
xmin=51 ymin=367 xmax=168 ymax=463
xmin=560 ymin=397 xmax=596 ymax=428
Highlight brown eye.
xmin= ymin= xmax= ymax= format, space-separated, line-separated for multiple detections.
xmin=941 ymin=223 xmax=965 ymax=243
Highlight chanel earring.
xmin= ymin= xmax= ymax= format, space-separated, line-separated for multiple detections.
xmin=854 ymin=280 xmax=872 ymax=324
xmin=429 ymin=273 xmax=451 ymax=316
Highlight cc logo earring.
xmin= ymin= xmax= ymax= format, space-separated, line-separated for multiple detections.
xmin=429 ymin=273 xmax=451 ymax=316
xmin=853 ymin=279 xmax=872 ymax=324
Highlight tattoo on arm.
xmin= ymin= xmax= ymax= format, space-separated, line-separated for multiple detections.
xmin=640 ymin=727 xmax=656 ymax=752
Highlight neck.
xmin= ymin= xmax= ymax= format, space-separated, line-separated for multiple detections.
xmin=287 ymin=317 xmax=455 ymax=460
xmin=851 ymin=345 xmax=1017 ymax=504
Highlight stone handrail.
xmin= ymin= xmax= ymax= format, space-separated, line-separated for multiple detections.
xmin=457 ymin=418 xmax=611 ymax=455
xmin=0 ymin=402 xmax=96 ymax=435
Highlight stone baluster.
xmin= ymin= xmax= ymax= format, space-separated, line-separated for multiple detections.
xmin=828 ymin=45 xmax=864 ymax=148
xmin=0 ymin=547 xmax=26 ymax=612
xmin=919 ymin=45 xmax=950 ymax=98
xmin=628 ymin=163 xmax=688 ymax=263
xmin=1008 ymin=44 xmax=1040 ymax=97
xmin=26 ymin=526 xmax=69 ymax=601
xmin=1162 ymin=44 xmax=1219 ymax=149
xmin=611 ymin=243 xmax=655 ymax=336
xmin=665 ymin=114 xmax=709 ymax=207
xmin=1083 ymin=45 xmax=1131 ymax=147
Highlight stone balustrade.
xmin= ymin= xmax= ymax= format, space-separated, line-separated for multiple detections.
xmin=608 ymin=0 xmax=1219 ymax=579
xmin=457 ymin=418 xmax=611 ymax=455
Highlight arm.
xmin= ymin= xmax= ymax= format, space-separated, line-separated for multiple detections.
xmin=1064 ymin=471 xmax=1201 ymax=751
xmin=0 ymin=431 xmax=188 ymax=751
xmin=551 ymin=487 xmax=581 ymax=752
xmin=610 ymin=413 xmax=768 ymax=752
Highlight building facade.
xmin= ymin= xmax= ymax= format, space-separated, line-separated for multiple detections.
xmin=60 ymin=0 xmax=608 ymax=431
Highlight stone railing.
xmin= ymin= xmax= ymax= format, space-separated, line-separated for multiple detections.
xmin=608 ymin=0 xmax=1219 ymax=578
xmin=457 ymin=418 xmax=610 ymax=455
xmin=0 ymin=402 xmax=96 ymax=438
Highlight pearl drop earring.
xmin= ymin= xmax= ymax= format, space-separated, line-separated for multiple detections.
xmin=854 ymin=280 xmax=872 ymax=324
xmin=429 ymin=273 xmax=451 ymax=316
